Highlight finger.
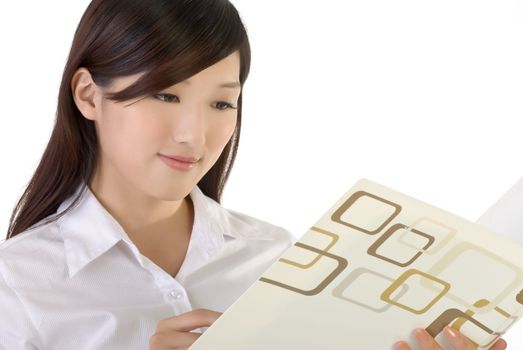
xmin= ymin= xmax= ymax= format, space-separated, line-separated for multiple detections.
xmin=488 ymin=338 xmax=507 ymax=350
xmin=442 ymin=326 xmax=476 ymax=350
xmin=414 ymin=328 xmax=443 ymax=350
xmin=149 ymin=331 xmax=200 ymax=348
xmin=393 ymin=340 xmax=412 ymax=350
xmin=157 ymin=309 xmax=222 ymax=333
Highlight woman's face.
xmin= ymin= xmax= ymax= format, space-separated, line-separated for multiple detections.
xmin=84 ymin=50 xmax=241 ymax=200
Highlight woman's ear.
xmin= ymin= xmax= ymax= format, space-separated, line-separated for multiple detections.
xmin=70 ymin=67 xmax=101 ymax=121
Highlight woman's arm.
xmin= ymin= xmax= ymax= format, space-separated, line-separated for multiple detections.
xmin=0 ymin=271 xmax=40 ymax=349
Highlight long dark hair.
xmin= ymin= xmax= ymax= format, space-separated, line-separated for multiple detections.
xmin=6 ymin=0 xmax=251 ymax=240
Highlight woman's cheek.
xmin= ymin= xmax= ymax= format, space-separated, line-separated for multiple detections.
xmin=216 ymin=117 xmax=237 ymax=146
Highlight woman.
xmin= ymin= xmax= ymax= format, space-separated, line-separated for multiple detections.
xmin=0 ymin=0 xmax=508 ymax=349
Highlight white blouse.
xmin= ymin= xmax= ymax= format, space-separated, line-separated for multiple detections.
xmin=0 ymin=183 xmax=295 ymax=349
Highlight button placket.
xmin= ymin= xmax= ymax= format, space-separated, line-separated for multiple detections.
xmin=168 ymin=289 xmax=183 ymax=300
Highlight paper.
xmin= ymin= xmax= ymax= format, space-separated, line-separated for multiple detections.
xmin=189 ymin=179 xmax=523 ymax=350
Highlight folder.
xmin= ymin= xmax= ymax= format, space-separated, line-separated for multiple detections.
xmin=189 ymin=179 xmax=523 ymax=350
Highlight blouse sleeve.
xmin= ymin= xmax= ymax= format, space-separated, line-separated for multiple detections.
xmin=0 ymin=270 xmax=40 ymax=349
xmin=477 ymin=176 xmax=523 ymax=245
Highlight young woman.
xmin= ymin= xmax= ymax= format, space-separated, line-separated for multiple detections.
xmin=0 ymin=1 xmax=508 ymax=349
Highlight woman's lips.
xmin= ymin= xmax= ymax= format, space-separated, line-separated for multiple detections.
xmin=158 ymin=153 xmax=199 ymax=171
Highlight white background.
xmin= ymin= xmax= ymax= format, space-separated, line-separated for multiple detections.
xmin=0 ymin=0 xmax=522 ymax=347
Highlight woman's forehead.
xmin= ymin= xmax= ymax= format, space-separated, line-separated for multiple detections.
xmin=101 ymin=51 xmax=240 ymax=92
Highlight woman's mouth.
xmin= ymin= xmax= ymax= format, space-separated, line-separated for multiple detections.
xmin=158 ymin=153 xmax=199 ymax=171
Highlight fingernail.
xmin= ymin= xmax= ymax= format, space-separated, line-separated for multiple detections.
xmin=414 ymin=328 xmax=429 ymax=342
xmin=444 ymin=326 xmax=458 ymax=339
xmin=393 ymin=340 xmax=409 ymax=350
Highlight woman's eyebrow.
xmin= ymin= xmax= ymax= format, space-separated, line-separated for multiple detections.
xmin=180 ymin=80 xmax=241 ymax=89
xmin=217 ymin=81 xmax=241 ymax=89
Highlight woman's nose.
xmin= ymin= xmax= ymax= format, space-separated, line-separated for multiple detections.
xmin=170 ymin=104 xmax=205 ymax=146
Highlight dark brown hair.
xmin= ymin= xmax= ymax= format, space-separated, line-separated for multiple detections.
xmin=6 ymin=0 xmax=251 ymax=240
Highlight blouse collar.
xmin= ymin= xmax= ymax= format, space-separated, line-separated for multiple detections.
xmin=57 ymin=181 xmax=274 ymax=278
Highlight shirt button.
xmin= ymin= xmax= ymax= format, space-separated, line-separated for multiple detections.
xmin=169 ymin=290 xmax=183 ymax=300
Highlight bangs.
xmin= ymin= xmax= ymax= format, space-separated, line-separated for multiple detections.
xmin=88 ymin=0 xmax=250 ymax=102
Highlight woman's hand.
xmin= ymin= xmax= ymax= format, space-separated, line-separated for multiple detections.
xmin=393 ymin=326 xmax=507 ymax=350
xmin=149 ymin=308 xmax=222 ymax=350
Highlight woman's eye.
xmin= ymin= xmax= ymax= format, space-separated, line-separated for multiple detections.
xmin=154 ymin=93 xmax=179 ymax=102
xmin=153 ymin=93 xmax=237 ymax=111
xmin=215 ymin=101 xmax=238 ymax=111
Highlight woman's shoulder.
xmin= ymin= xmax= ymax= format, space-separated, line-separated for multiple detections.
xmin=192 ymin=186 xmax=297 ymax=245
xmin=0 ymin=223 xmax=49 ymax=347
xmin=223 ymin=207 xmax=297 ymax=244
xmin=0 ymin=218 xmax=62 ymax=266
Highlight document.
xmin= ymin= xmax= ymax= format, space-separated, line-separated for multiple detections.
xmin=189 ymin=179 xmax=523 ymax=350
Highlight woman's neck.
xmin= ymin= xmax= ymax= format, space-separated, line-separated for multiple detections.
xmin=88 ymin=171 xmax=190 ymax=240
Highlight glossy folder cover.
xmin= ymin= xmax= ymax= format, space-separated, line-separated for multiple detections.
xmin=189 ymin=179 xmax=523 ymax=350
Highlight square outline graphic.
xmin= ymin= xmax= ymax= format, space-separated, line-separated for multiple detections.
xmin=260 ymin=242 xmax=348 ymax=296
xmin=279 ymin=226 xmax=339 ymax=269
xmin=425 ymin=308 xmax=500 ymax=348
xmin=451 ymin=299 xmax=517 ymax=348
xmin=332 ymin=267 xmax=409 ymax=313
xmin=368 ymin=223 xmax=435 ymax=267
xmin=381 ymin=268 xmax=450 ymax=315
xmin=331 ymin=190 xmax=401 ymax=235
xmin=398 ymin=217 xmax=456 ymax=255
xmin=425 ymin=241 xmax=523 ymax=313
